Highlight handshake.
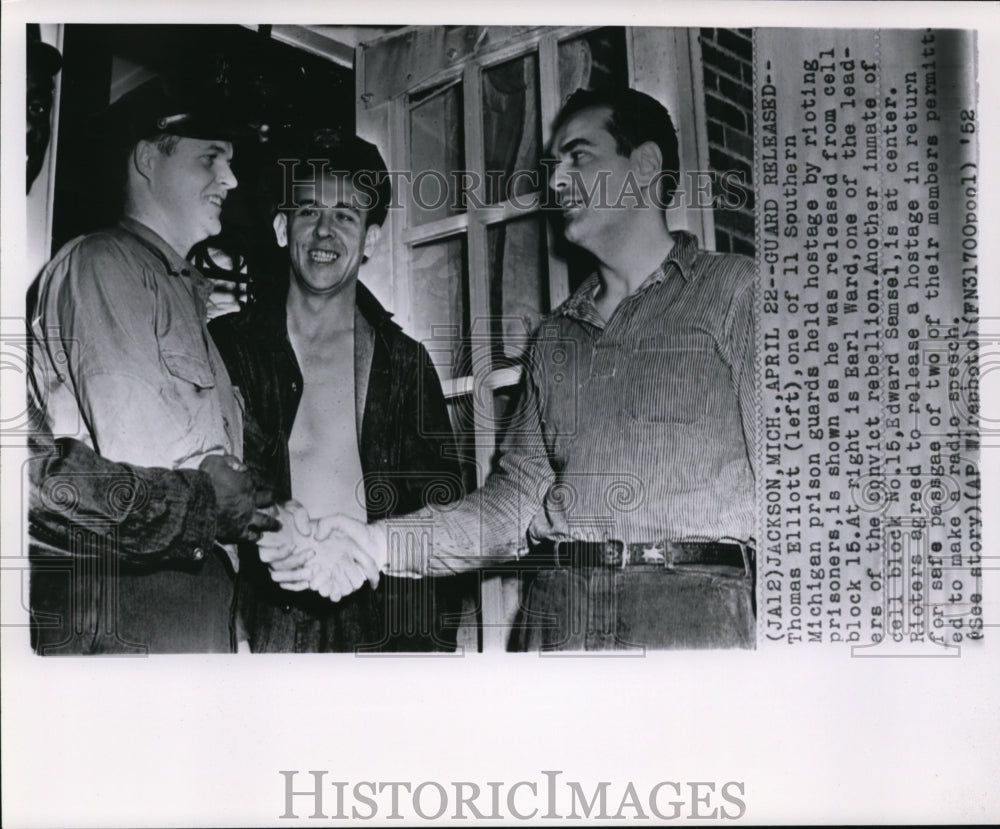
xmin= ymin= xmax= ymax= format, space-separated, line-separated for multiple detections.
xmin=256 ymin=501 xmax=388 ymax=602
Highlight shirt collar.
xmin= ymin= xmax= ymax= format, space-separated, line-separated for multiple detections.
xmin=650 ymin=230 xmax=700 ymax=285
xmin=253 ymin=278 xmax=398 ymax=351
xmin=556 ymin=230 xmax=701 ymax=323
xmin=117 ymin=217 xmax=199 ymax=278
xmin=556 ymin=273 xmax=603 ymax=326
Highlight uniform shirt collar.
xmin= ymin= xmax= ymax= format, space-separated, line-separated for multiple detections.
xmin=118 ymin=217 xmax=200 ymax=278
xmin=253 ymin=278 xmax=398 ymax=350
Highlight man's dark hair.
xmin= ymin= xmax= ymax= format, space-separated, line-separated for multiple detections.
xmin=275 ymin=131 xmax=391 ymax=228
xmin=551 ymin=87 xmax=681 ymax=206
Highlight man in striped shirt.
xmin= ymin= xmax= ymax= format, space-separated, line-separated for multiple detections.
xmin=265 ymin=87 xmax=757 ymax=650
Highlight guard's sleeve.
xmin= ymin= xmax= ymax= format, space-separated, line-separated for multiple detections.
xmin=28 ymin=430 xmax=218 ymax=564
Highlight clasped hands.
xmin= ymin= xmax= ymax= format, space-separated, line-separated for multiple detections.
xmin=256 ymin=501 xmax=385 ymax=602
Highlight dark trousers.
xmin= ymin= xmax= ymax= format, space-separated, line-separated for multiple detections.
xmin=30 ymin=543 xmax=236 ymax=655
xmin=242 ymin=559 xmax=465 ymax=653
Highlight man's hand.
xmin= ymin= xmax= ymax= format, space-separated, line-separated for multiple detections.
xmin=256 ymin=501 xmax=314 ymax=590
xmin=256 ymin=501 xmax=312 ymax=557
xmin=263 ymin=513 xmax=383 ymax=602
xmin=200 ymin=454 xmax=279 ymax=543
xmin=309 ymin=515 xmax=384 ymax=600
xmin=313 ymin=514 xmax=387 ymax=572
xmin=314 ymin=515 xmax=429 ymax=578
xmin=303 ymin=525 xmax=382 ymax=602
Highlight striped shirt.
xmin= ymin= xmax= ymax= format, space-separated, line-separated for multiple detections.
xmin=404 ymin=231 xmax=757 ymax=573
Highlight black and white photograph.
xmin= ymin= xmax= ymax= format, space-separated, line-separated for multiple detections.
xmin=2 ymin=1 xmax=998 ymax=825
xmin=21 ymin=20 xmax=760 ymax=657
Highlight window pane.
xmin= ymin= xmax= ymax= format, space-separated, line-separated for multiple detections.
xmin=492 ymin=386 xmax=521 ymax=456
xmin=409 ymin=82 xmax=465 ymax=225
xmin=557 ymin=27 xmax=629 ymax=106
xmin=409 ymin=236 xmax=470 ymax=381
xmin=481 ymin=52 xmax=541 ymax=205
xmin=446 ymin=393 xmax=480 ymax=494
xmin=487 ymin=213 xmax=550 ymax=366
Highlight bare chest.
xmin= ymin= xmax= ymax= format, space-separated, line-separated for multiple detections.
xmin=287 ymin=331 xmax=366 ymax=519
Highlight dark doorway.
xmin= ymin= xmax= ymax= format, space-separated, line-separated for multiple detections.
xmin=51 ymin=24 xmax=355 ymax=298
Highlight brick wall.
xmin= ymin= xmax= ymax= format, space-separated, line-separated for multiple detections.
xmin=700 ymin=28 xmax=754 ymax=256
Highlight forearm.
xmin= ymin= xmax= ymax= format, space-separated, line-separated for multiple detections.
xmin=382 ymin=450 xmax=553 ymax=576
xmin=29 ymin=436 xmax=217 ymax=563
xmin=385 ymin=350 xmax=554 ymax=576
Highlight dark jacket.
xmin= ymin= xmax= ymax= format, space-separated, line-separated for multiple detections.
xmin=209 ymin=281 xmax=465 ymax=652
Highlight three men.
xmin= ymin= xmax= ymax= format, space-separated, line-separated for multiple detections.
xmin=210 ymin=133 xmax=463 ymax=652
xmin=275 ymin=88 xmax=757 ymax=650
xmin=29 ymin=78 xmax=756 ymax=652
xmin=28 ymin=82 xmax=275 ymax=654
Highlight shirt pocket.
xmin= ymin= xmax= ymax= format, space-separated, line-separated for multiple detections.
xmin=625 ymin=333 xmax=715 ymax=425
xmin=160 ymin=349 xmax=217 ymax=391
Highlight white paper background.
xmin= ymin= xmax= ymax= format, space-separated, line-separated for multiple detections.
xmin=3 ymin=2 xmax=999 ymax=825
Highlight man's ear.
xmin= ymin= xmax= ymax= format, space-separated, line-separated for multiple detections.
xmin=633 ymin=140 xmax=663 ymax=184
xmin=362 ymin=223 xmax=381 ymax=260
xmin=272 ymin=213 xmax=288 ymax=248
xmin=132 ymin=139 xmax=156 ymax=183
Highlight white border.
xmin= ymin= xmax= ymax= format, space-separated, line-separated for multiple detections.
xmin=3 ymin=2 xmax=999 ymax=826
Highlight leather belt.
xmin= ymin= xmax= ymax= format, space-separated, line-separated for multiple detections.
xmin=536 ymin=538 xmax=753 ymax=574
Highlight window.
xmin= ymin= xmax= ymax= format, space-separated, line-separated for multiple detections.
xmin=365 ymin=27 xmax=630 ymax=487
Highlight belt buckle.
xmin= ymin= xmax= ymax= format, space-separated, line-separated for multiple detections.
xmin=604 ymin=539 xmax=625 ymax=568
